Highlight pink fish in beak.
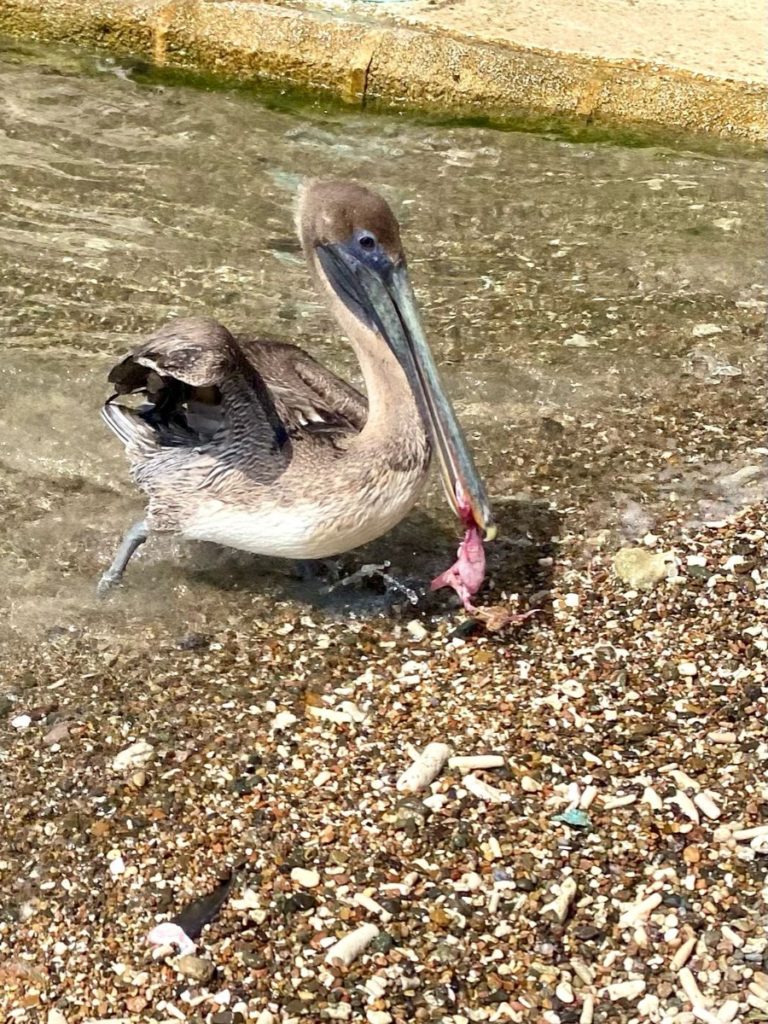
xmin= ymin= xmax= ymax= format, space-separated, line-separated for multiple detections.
xmin=430 ymin=488 xmax=487 ymax=611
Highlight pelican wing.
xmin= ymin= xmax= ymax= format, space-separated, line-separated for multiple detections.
xmin=102 ymin=317 xmax=286 ymax=454
xmin=237 ymin=335 xmax=368 ymax=437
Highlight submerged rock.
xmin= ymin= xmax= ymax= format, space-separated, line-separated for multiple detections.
xmin=613 ymin=547 xmax=674 ymax=590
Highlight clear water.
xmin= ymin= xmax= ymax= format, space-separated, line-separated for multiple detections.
xmin=0 ymin=38 xmax=765 ymax=640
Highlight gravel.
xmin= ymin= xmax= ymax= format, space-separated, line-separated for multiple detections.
xmin=1 ymin=501 xmax=766 ymax=1023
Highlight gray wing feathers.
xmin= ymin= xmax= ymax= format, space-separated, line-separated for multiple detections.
xmin=237 ymin=335 xmax=368 ymax=435
xmin=108 ymin=317 xmax=239 ymax=391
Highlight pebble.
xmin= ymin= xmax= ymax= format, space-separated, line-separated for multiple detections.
xmin=270 ymin=710 xmax=298 ymax=733
xmin=11 ymin=714 xmax=31 ymax=730
xmin=677 ymin=660 xmax=699 ymax=677
xmin=325 ymin=923 xmax=379 ymax=965
xmin=707 ymin=730 xmax=737 ymax=744
xmin=692 ymin=323 xmax=723 ymax=337
xmin=678 ymin=967 xmax=706 ymax=1006
xmin=309 ymin=705 xmax=353 ymax=724
xmin=366 ymin=1012 xmax=392 ymax=1024
xmin=606 ymin=979 xmax=646 ymax=1001
xmin=129 ymin=770 xmax=147 ymax=789
xmin=108 ymin=854 xmax=125 ymax=877
xmin=290 ymin=867 xmax=320 ymax=888
xmin=47 ymin=1012 xmax=68 ymax=1024
xmin=638 ymin=994 xmax=660 ymax=1017
xmin=613 ymin=547 xmax=673 ymax=589
xmin=406 ymin=619 xmax=428 ymax=642
xmin=112 ymin=740 xmax=154 ymax=771
xmin=43 ymin=720 xmax=70 ymax=745
xmin=555 ymin=981 xmax=574 ymax=1003
xmin=396 ymin=742 xmax=451 ymax=793
xmin=732 ymin=824 xmax=768 ymax=840
xmin=670 ymin=769 xmax=700 ymax=791
xmin=172 ymin=954 xmax=216 ymax=983
xmin=693 ymin=792 xmax=721 ymax=820
xmin=560 ymin=678 xmax=585 ymax=698
xmin=521 ymin=775 xmax=542 ymax=793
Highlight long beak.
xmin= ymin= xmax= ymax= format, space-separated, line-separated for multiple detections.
xmin=317 ymin=243 xmax=496 ymax=541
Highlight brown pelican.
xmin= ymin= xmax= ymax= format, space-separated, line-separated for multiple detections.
xmin=99 ymin=180 xmax=495 ymax=602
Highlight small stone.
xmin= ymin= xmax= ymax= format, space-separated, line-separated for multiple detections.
xmin=691 ymin=323 xmax=722 ymax=337
xmin=366 ymin=1012 xmax=392 ymax=1024
xmin=677 ymin=661 xmax=698 ymax=677
xmin=173 ymin=954 xmax=216 ymax=983
xmin=406 ymin=620 xmax=428 ymax=642
xmin=43 ymin=721 xmax=70 ymax=745
xmin=11 ymin=714 xmax=31 ymax=730
xmin=556 ymin=981 xmax=574 ymax=1003
xmin=605 ymin=979 xmax=646 ymax=1001
xmin=564 ymin=333 xmax=596 ymax=348
xmin=129 ymin=770 xmax=147 ymax=789
xmin=290 ymin=867 xmax=320 ymax=888
xmin=108 ymin=854 xmax=125 ymax=877
xmin=613 ymin=548 xmax=674 ymax=590
xmin=112 ymin=740 xmax=154 ymax=771
xmin=521 ymin=775 xmax=542 ymax=793
xmin=270 ymin=710 xmax=298 ymax=732
xmin=47 ymin=1012 xmax=68 ymax=1024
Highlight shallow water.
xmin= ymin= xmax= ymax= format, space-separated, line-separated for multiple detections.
xmin=0 ymin=38 xmax=765 ymax=640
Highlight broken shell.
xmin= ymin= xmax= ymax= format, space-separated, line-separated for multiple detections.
xmin=678 ymin=967 xmax=706 ymax=1007
xmin=324 ymin=923 xmax=379 ymax=966
xmin=605 ymin=979 xmax=646 ymax=1001
xmin=619 ymin=891 xmax=662 ymax=928
xmin=462 ymin=774 xmax=511 ymax=804
xmin=672 ymin=791 xmax=700 ymax=823
xmin=693 ymin=792 xmax=721 ymax=820
xmin=642 ymin=787 xmax=663 ymax=811
xmin=146 ymin=922 xmax=196 ymax=956
xmin=448 ymin=754 xmax=504 ymax=770
xmin=670 ymin=935 xmax=697 ymax=970
xmin=716 ymin=1000 xmax=739 ymax=1022
xmin=604 ymin=793 xmax=637 ymax=810
xmin=540 ymin=876 xmax=577 ymax=924
xmin=521 ymin=775 xmax=543 ymax=793
xmin=580 ymin=993 xmax=594 ymax=1024
xmin=353 ymin=892 xmax=392 ymax=923
xmin=396 ymin=742 xmax=451 ymax=794
xmin=579 ymin=785 xmax=598 ymax=810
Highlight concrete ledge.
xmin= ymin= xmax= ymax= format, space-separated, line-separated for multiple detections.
xmin=1 ymin=0 xmax=766 ymax=143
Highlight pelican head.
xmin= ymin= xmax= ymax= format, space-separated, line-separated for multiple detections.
xmin=297 ymin=179 xmax=496 ymax=542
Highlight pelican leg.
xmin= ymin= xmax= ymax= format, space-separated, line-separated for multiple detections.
xmin=326 ymin=562 xmax=421 ymax=606
xmin=97 ymin=520 xmax=149 ymax=594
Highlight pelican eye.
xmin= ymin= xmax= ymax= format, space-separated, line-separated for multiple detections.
xmin=357 ymin=232 xmax=377 ymax=251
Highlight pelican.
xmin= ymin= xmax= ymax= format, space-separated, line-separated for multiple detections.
xmin=99 ymin=180 xmax=495 ymax=600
